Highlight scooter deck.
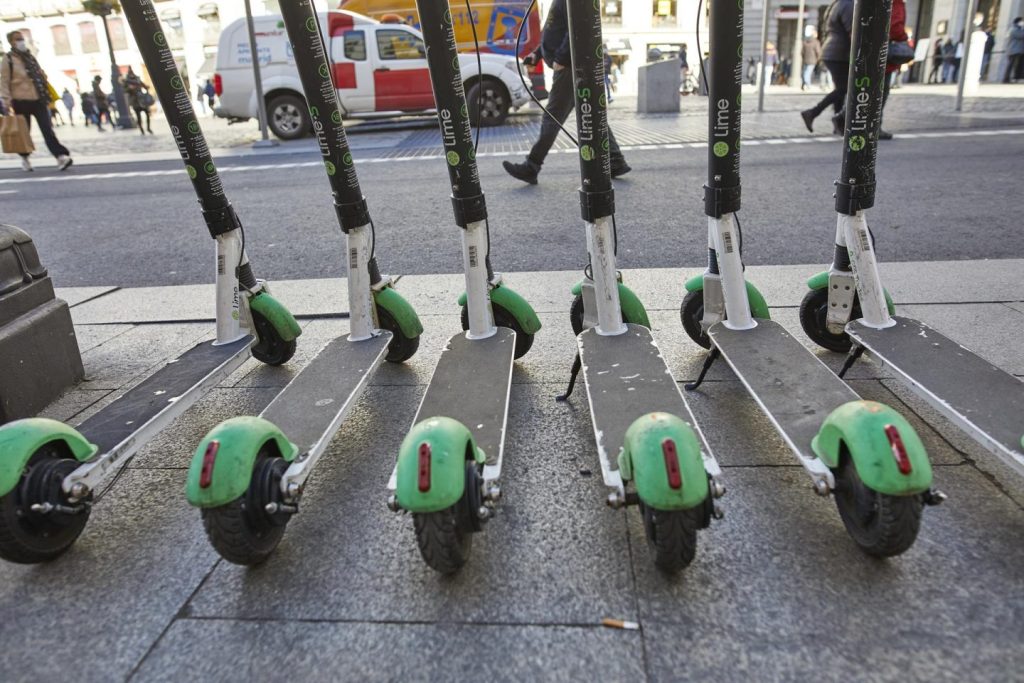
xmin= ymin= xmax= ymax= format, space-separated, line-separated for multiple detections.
xmin=579 ymin=324 xmax=708 ymax=491
xmin=848 ymin=316 xmax=1024 ymax=473
xmin=262 ymin=333 xmax=391 ymax=457
xmin=78 ymin=336 xmax=253 ymax=454
xmin=709 ymin=320 xmax=858 ymax=483
xmin=404 ymin=328 xmax=516 ymax=482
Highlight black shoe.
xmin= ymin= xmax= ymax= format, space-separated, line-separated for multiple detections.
xmin=147 ymin=126 xmax=153 ymax=134
xmin=610 ymin=158 xmax=632 ymax=178
xmin=800 ymin=109 xmax=815 ymax=132
xmin=503 ymin=159 xmax=539 ymax=185
xmin=878 ymin=129 xmax=894 ymax=140
xmin=831 ymin=111 xmax=845 ymax=135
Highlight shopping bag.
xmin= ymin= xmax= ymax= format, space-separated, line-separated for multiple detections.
xmin=0 ymin=114 xmax=35 ymax=155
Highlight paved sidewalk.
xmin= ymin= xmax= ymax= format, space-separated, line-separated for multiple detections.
xmin=3 ymin=83 xmax=1021 ymax=170
xmin=1 ymin=260 xmax=1022 ymax=681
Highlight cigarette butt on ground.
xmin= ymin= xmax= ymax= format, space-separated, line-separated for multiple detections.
xmin=601 ymin=618 xmax=641 ymax=630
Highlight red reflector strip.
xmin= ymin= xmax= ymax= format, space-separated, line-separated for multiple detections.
xmin=662 ymin=439 xmax=682 ymax=490
xmin=417 ymin=443 xmax=431 ymax=492
xmin=199 ymin=441 xmax=219 ymax=489
xmin=884 ymin=424 xmax=913 ymax=475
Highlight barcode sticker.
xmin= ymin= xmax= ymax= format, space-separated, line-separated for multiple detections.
xmin=217 ymin=254 xmax=225 ymax=275
xmin=349 ymin=248 xmax=359 ymax=269
xmin=468 ymin=245 xmax=478 ymax=268
xmin=858 ymin=229 xmax=871 ymax=253
xmin=723 ymin=231 xmax=734 ymax=254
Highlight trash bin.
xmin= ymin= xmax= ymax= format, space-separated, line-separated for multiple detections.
xmin=637 ymin=58 xmax=681 ymax=113
xmin=0 ymin=224 xmax=84 ymax=423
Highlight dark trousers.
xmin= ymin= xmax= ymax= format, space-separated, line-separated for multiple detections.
xmin=1004 ymin=54 xmax=1023 ymax=82
xmin=808 ymin=60 xmax=850 ymax=118
xmin=11 ymin=99 xmax=70 ymax=159
xmin=528 ymin=67 xmax=622 ymax=167
xmin=135 ymin=107 xmax=151 ymax=130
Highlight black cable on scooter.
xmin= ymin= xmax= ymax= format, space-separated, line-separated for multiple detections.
xmin=466 ymin=0 xmax=483 ymax=153
xmin=514 ymin=0 xmax=578 ymax=145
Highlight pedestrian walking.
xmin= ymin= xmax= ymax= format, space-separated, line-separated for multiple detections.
xmin=123 ymin=67 xmax=154 ymax=134
xmin=801 ymin=29 xmax=822 ymax=90
xmin=1003 ymin=17 xmax=1024 ymax=83
xmin=0 ymin=30 xmax=73 ymax=172
xmin=603 ymin=46 xmax=614 ymax=103
xmin=928 ymin=38 xmax=944 ymax=83
xmin=747 ymin=57 xmax=758 ymax=84
xmin=799 ymin=0 xmax=853 ymax=133
xmin=981 ymin=30 xmax=995 ymax=79
xmin=952 ymin=34 xmax=964 ymax=81
xmin=763 ymin=41 xmax=779 ymax=85
xmin=502 ymin=0 xmax=629 ymax=185
xmin=61 ymin=87 xmax=75 ymax=125
xmin=80 ymin=91 xmax=103 ymax=130
xmin=92 ymin=75 xmax=112 ymax=126
xmin=204 ymin=79 xmax=216 ymax=110
xmin=941 ymin=38 xmax=956 ymax=82
xmin=878 ymin=0 xmax=909 ymax=140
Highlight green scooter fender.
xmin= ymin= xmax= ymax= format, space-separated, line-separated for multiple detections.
xmin=395 ymin=416 xmax=485 ymax=513
xmin=185 ymin=416 xmax=299 ymax=508
xmin=457 ymin=283 xmax=542 ymax=335
xmin=571 ymin=280 xmax=651 ymax=328
xmin=618 ymin=412 xmax=709 ymax=510
xmin=684 ymin=274 xmax=771 ymax=320
xmin=249 ymin=291 xmax=302 ymax=342
xmin=806 ymin=271 xmax=896 ymax=315
xmin=0 ymin=418 xmax=98 ymax=497
xmin=812 ymin=400 xmax=932 ymax=496
xmin=374 ymin=286 xmax=424 ymax=339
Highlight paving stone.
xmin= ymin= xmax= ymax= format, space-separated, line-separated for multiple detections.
xmin=71 ymin=323 xmax=133 ymax=353
xmin=53 ymin=286 xmax=118 ymax=307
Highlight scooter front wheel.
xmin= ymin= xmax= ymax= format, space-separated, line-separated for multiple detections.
xmin=639 ymin=502 xmax=701 ymax=573
xmin=200 ymin=447 xmax=291 ymax=565
xmin=832 ymin=455 xmax=923 ymax=557
xmin=411 ymin=462 xmax=483 ymax=574
xmin=461 ymin=302 xmax=534 ymax=359
xmin=798 ymin=288 xmax=858 ymax=353
xmin=679 ymin=290 xmax=711 ymax=349
xmin=0 ymin=444 xmax=91 ymax=564
xmin=377 ymin=305 xmax=420 ymax=363
xmin=250 ymin=308 xmax=298 ymax=366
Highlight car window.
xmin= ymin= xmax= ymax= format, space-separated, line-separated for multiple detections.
xmin=376 ymin=29 xmax=425 ymax=60
xmin=344 ymin=30 xmax=366 ymax=60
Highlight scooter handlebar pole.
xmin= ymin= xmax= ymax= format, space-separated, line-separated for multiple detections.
xmin=414 ymin=0 xmax=487 ymax=228
xmin=835 ymin=0 xmax=892 ymax=216
xmin=704 ymin=0 xmax=743 ymax=219
xmin=278 ymin=1 xmax=370 ymax=232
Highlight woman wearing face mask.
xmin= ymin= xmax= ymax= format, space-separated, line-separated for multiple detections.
xmin=1 ymin=31 xmax=73 ymax=172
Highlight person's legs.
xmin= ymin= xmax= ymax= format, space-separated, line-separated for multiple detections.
xmin=802 ymin=59 xmax=848 ymax=126
xmin=526 ymin=67 xmax=574 ymax=168
xmin=143 ymin=108 xmax=152 ymax=132
xmin=28 ymin=101 xmax=71 ymax=159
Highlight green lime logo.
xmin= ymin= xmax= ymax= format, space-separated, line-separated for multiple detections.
xmin=468 ymin=147 xmax=476 ymax=160
xmin=443 ymin=9 xmax=452 ymax=24
xmin=306 ymin=17 xmax=317 ymax=32
xmin=460 ymin=103 xmax=468 ymax=118
xmin=232 ymin=310 xmax=239 ymax=320
xmin=319 ymin=63 xmax=330 ymax=79
xmin=170 ymin=75 xmax=183 ymax=90
xmin=580 ymin=145 xmax=594 ymax=161
xmin=737 ymin=44 xmax=743 ymax=58
xmin=325 ymin=160 xmax=336 ymax=175
xmin=849 ymin=135 xmax=866 ymax=151
xmin=594 ymin=0 xmax=600 ymax=8
xmin=277 ymin=21 xmax=285 ymax=29
xmin=452 ymin=55 xmax=460 ymax=70
xmin=204 ymin=161 xmax=216 ymax=174
xmin=596 ymin=45 xmax=604 ymax=59
xmin=738 ymin=0 xmax=743 ymax=8
xmin=601 ymin=138 xmax=610 ymax=152
xmin=599 ymin=93 xmax=607 ymax=108
xmin=154 ymin=32 xmax=166 ymax=47
xmin=187 ymin=120 xmax=200 ymax=134
xmin=736 ymin=139 xmax=741 ymax=149
xmin=713 ymin=141 xmax=729 ymax=157
xmin=186 ymin=164 xmax=197 ymax=179
xmin=343 ymin=152 xmax=353 ymax=166
xmin=309 ymin=105 xmax=319 ymax=117
xmin=331 ymin=110 xmax=342 ymax=124
xmin=446 ymin=151 xmax=460 ymax=166
xmin=736 ymin=93 xmax=742 ymax=106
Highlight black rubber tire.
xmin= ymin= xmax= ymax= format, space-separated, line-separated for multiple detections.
xmin=266 ymin=93 xmax=310 ymax=140
xmin=413 ymin=506 xmax=472 ymax=574
xmin=0 ymin=445 xmax=91 ymax=564
xmin=832 ymin=453 xmax=923 ymax=557
xmin=679 ymin=289 xmax=711 ymax=349
xmin=570 ymin=293 xmax=647 ymax=337
xmin=466 ymin=78 xmax=510 ymax=127
xmin=461 ymin=301 xmax=534 ymax=359
xmin=250 ymin=308 xmax=297 ymax=366
xmin=798 ymin=287 xmax=860 ymax=353
xmin=200 ymin=448 xmax=291 ymax=565
xmin=376 ymin=304 xmax=420 ymax=364
xmin=640 ymin=502 xmax=701 ymax=573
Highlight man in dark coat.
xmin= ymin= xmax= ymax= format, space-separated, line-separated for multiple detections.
xmin=799 ymin=0 xmax=854 ymax=133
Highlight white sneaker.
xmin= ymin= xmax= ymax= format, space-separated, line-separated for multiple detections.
xmin=57 ymin=155 xmax=73 ymax=171
xmin=20 ymin=158 xmax=33 ymax=172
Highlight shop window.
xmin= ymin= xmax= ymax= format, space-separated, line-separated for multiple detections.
xmin=602 ymin=0 xmax=622 ymax=26
xmin=79 ymin=22 xmax=99 ymax=53
xmin=653 ymin=0 xmax=678 ymax=27
xmin=52 ymin=25 xmax=72 ymax=56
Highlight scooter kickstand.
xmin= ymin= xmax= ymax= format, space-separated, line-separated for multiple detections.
xmin=685 ymin=348 xmax=721 ymax=391
xmin=556 ymin=353 xmax=582 ymax=402
xmin=837 ymin=344 xmax=866 ymax=379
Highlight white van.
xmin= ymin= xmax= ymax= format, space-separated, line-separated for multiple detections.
xmin=214 ymin=10 xmax=530 ymax=139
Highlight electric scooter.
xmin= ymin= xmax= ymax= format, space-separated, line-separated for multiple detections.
xmin=798 ymin=0 xmax=1024 ymax=477
xmin=556 ymin=0 xmax=724 ymax=573
xmin=385 ymin=0 xmax=541 ymax=574
xmin=184 ymin=0 xmax=424 ymax=565
xmin=680 ymin=0 xmax=944 ymax=556
xmin=0 ymin=0 xmax=301 ymax=564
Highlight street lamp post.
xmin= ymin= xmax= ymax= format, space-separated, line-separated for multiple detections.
xmin=243 ymin=0 xmax=277 ymax=148
xmin=85 ymin=0 xmax=134 ymax=129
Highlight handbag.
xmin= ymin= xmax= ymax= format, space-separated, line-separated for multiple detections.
xmin=887 ymin=40 xmax=915 ymax=66
xmin=139 ymin=92 xmax=155 ymax=108
xmin=0 ymin=114 xmax=35 ymax=155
